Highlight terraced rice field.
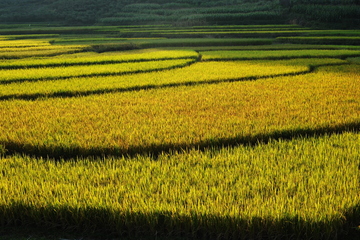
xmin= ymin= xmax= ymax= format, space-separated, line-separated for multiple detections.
xmin=0 ymin=25 xmax=359 ymax=240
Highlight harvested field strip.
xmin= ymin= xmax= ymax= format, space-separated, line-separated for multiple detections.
xmin=0 ymin=50 xmax=199 ymax=69
xmin=0 ymin=58 xmax=344 ymax=100
xmin=0 ymin=132 xmax=359 ymax=239
xmin=0 ymin=64 xmax=358 ymax=158
xmin=201 ymin=49 xmax=360 ymax=61
xmin=0 ymin=59 xmax=196 ymax=84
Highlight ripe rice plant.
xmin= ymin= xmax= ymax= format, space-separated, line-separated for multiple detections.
xmin=0 ymin=132 xmax=359 ymax=239
xmin=1 ymin=26 xmax=360 ymax=239
xmin=0 ymin=46 xmax=86 ymax=59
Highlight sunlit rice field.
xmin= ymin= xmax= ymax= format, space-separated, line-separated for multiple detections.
xmin=0 ymin=26 xmax=360 ymax=240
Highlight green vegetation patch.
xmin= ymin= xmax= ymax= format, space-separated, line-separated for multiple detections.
xmin=201 ymin=49 xmax=360 ymax=61
xmin=277 ymin=36 xmax=360 ymax=45
xmin=347 ymin=57 xmax=360 ymax=64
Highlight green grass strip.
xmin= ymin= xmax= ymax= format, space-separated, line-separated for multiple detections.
xmin=201 ymin=49 xmax=360 ymax=61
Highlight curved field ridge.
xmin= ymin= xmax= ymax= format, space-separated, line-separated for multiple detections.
xmin=0 ymin=59 xmax=196 ymax=84
xmin=0 ymin=58 xmax=345 ymax=100
xmin=0 ymin=49 xmax=199 ymax=69
xmin=0 ymin=64 xmax=359 ymax=158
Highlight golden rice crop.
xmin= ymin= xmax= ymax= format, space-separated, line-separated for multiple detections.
xmin=0 ymin=45 xmax=83 ymax=52
xmin=0 ymin=132 xmax=359 ymax=238
xmin=0 ymin=64 xmax=358 ymax=157
xmin=0 ymin=39 xmax=51 ymax=48
xmin=1 ymin=25 xmax=360 ymax=240
xmin=0 ymin=47 xmax=85 ymax=59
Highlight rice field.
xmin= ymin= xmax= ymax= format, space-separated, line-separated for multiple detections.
xmin=0 ymin=25 xmax=360 ymax=240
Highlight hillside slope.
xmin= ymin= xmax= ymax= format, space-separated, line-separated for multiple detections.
xmin=0 ymin=0 xmax=359 ymax=28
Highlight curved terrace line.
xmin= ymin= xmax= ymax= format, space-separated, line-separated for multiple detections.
xmin=0 ymin=56 xmax=200 ymax=70
xmin=0 ymin=58 xmax=199 ymax=85
xmin=0 ymin=62 xmax=349 ymax=102
xmin=1 ymin=121 xmax=359 ymax=160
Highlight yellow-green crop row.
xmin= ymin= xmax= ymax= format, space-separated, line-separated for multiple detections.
xmin=0 ymin=58 xmax=345 ymax=99
xmin=200 ymin=49 xmax=360 ymax=61
xmin=0 ymin=39 xmax=51 ymax=48
xmin=0 ymin=46 xmax=86 ymax=59
xmin=0 ymin=45 xmax=83 ymax=52
xmin=0 ymin=59 xmax=195 ymax=83
xmin=0 ymin=132 xmax=359 ymax=238
xmin=0 ymin=64 xmax=358 ymax=157
xmin=0 ymin=49 xmax=199 ymax=69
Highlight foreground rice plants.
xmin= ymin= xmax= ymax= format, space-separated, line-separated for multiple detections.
xmin=0 ymin=26 xmax=360 ymax=239
xmin=0 ymin=132 xmax=359 ymax=239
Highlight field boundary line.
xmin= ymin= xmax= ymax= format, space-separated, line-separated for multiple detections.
xmin=0 ymin=56 xmax=199 ymax=70
xmin=1 ymin=121 xmax=359 ymax=160
xmin=0 ymin=59 xmax=199 ymax=85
